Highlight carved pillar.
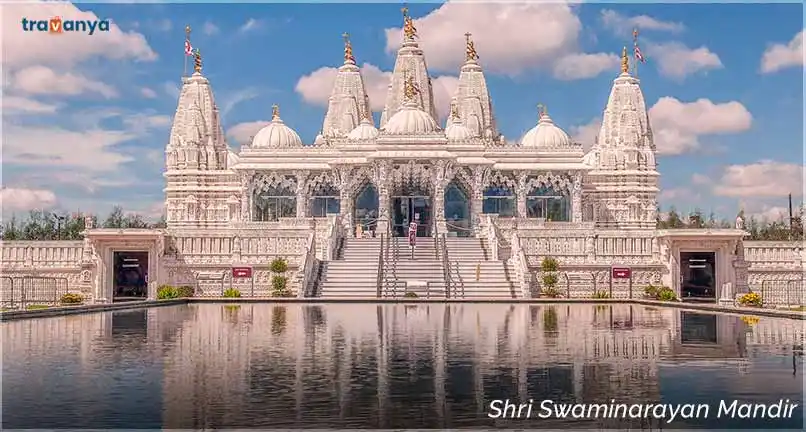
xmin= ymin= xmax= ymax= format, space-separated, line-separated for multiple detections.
xmin=375 ymin=162 xmax=391 ymax=234
xmin=571 ymin=173 xmax=583 ymax=223
xmin=294 ymin=170 xmax=309 ymax=218
xmin=231 ymin=235 xmax=242 ymax=264
xmin=471 ymin=166 xmax=487 ymax=234
xmin=240 ymin=172 xmax=251 ymax=222
xmin=516 ymin=171 xmax=527 ymax=219
xmin=433 ymin=161 xmax=448 ymax=236
xmin=733 ymin=238 xmax=750 ymax=295
xmin=334 ymin=167 xmax=354 ymax=234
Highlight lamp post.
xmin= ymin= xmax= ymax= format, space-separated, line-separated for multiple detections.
xmin=56 ymin=215 xmax=66 ymax=240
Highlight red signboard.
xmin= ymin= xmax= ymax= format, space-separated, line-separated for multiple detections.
xmin=611 ymin=267 xmax=632 ymax=279
xmin=232 ymin=266 xmax=253 ymax=278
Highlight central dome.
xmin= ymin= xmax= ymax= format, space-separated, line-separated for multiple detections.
xmin=348 ymin=117 xmax=379 ymax=140
xmin=252 ymin=105 xmax=303 ymax=149
xmin=382 ymin=100 xmax=440 ymax=135
xmin=520 ymin=113 xmax=571 ymax=149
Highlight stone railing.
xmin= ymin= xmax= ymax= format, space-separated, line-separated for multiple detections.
xmin=507 ymin=232 xmax=532 ymax=298
xmin=297 ymin=232 xmax=318 ymax=298
xmin=743 ymin=240 xmax=803 ymax=307
xmin=0 ymin=241 xmax=84 ymax=271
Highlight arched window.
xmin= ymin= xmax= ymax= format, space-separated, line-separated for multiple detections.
xmin=483 ymin=185 xmax=515 ymax=217
xmin=309 ymin=183 xmax=340 ymax=218
xmin=445 ymin=181 xmax=471 ymax=235
xmin=253 ymin=184 xmax=296 ymax=221
xmin=526 ymin=185 xmax=570 ymax=221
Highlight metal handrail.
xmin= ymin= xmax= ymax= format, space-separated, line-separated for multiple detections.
xmin=452 ymin=261 xmax=465 ymax=298
xmin=376 ymin=234 xmax=384 ymax=298
xmin=440 ymin=233 xmax=455 ymax=299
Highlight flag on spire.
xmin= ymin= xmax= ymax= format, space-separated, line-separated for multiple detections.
xmin=185 ymin=39 xmax=193 ymax=56
xmin=633 ymin=28 xmax=646 ymax=64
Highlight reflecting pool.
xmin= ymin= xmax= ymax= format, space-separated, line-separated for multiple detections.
xmin=3 ymin=304 xmax=803 ymax=429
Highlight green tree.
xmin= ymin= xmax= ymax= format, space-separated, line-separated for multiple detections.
xmin=103 ymin=206 xmax=125 ymax=228
xmin=665 ymin=207 xmax=685 ymax=228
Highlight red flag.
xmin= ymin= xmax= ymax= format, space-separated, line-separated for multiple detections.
xmin=634 ymin=45 xmax=646 ymax=63
xmin=184 ymin=39 xmax=193 ymax=56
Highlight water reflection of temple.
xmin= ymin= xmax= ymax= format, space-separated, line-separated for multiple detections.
xmin=2 ymin=304 xmax=802 ymax=429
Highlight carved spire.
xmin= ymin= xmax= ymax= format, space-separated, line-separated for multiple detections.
xmin=403 ymin=71 xmax=419 ymax=101
xmin=402 ymin=6 xmax=418 ymax=40
xmin=465 ymin=32 xmax=479 ymax=62
xmin=342 ymin=32 xmax=355 ymax=65
xmin=194 ymin=48 xmax=202 ymax=73
xmin=272 ymin=104 xmax=280 ymax=121
xmin=621 ymin=46 xmax=629 ymax=75
xmin=450 ymin=99 xmax=460 ymax=120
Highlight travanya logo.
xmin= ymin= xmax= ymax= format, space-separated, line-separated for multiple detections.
xmin=21 ymin=17 xmax=110 ymax=35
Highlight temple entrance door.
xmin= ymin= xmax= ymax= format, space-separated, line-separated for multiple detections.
xmin=392 ymin=195 xmax=432 ymax=237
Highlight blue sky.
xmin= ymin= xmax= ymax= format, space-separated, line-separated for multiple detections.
xmin=1 ymin=1 xmax=803 ymax=221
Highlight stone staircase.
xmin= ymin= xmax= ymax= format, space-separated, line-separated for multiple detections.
xmin=316 ymin=238 xmax=381 ymax=298
xmin=441 ymin=238 xmax=518 ymax=299
xmin=383 ymin=236 xmax=446 ymax=298
xmin=314 ymin=235 xmax=520 ymax=299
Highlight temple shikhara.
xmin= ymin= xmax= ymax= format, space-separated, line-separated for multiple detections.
xmin=3 ymin=11 xmax=802 ymax=306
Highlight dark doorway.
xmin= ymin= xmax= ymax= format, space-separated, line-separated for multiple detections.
xmin=392 ymin=195 xmax=431 ymax=237
xmin=444 ymin=181 xmax=471 ymax=237
xmin=680 ymin=251 xmax=716 ymax=301
xmin=680 ymin=312 xmax=718 ymax=344
xmin=113 ymin=251 xmax=148 ymax=301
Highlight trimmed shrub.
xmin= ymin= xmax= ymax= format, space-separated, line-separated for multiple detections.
xmin=157 ymin=285 xmax=179 ymax=300
xmin=644 ymin=284 xmax=678 ymax=301
xmin=738 ymin=291 xmax=762 ymax=307
xmin=272 ymin=275 xmax=292 ymax=297
xmin=539 ymin=256 xmax=561 ymax=298
xmin=60 ymin=293 xmax=84 ymax=305
xmin=176 ymin=285 xmax=195 ymax=298
xmin=270 ymin=257 xmax=289 ymax=274
xmin=403 ymin=291 xmax=419 ymax=299
xmin=223 ymin=288 xmax=241 ymax=298
xmin=592 ymin=291 xmax=611 ymax=299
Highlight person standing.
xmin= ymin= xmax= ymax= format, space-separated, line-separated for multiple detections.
xmin=408 ymin=214 xmax=419 ymax=259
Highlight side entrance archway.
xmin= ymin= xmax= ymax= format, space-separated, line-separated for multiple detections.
xmin=392 ymin=183 xmax=432 ymax=237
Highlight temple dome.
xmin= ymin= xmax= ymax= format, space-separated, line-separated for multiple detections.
xmin=382 ymin=100 xmax=439 ymax=135
xmin=520 ymin=113 xmax=571 ymax=149
xmin=347 ymin=117 xmax=379 ymax=140
xmin=252 ymin=107 xmax=302 ymax=149
xmin=444 ymin=118 xmax=473 ymax=141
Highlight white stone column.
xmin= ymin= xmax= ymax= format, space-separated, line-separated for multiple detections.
xmin=572 ymin=174 xmax=583 ymax=223
xmin=294 ymin=171 xmax=309 ymax=218
xmin=376 ymin=163 xmax=391 ymax=235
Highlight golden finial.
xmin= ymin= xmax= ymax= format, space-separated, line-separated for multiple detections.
xmin=402 ymin=6 xmax=417 ymax=40
xmin=403 ymin=72 xmax=418 ymax=101
xmin=193 ymin=48 xmax=202 ymax=73
xmin=185 ymin=25 xmax=191 ymax=36
xmin=450 ymin=100 xmax=459 ymax=119
xmin=271 ymin=104 xmax=280 ymax=120
xmin=621 ymin=46 xmax=629 ymax=74
xmin=342 ymin=32 xmax=355 ymax=64
xmin=362 ymin=108 xmax=372 ymax=122
xmin=465 ymin=32 xmax=479 ymax=62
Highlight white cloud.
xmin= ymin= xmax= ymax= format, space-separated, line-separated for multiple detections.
xmin=553 ymin=53 xmax=620 ymax=81
xmin=140 ymin=87 xmax=158 ymax=98
xmin=383 ymin=2 xmax=612 ymax=77
xmin=648 ymin=97 xmax=752 ymax=155
xmin=569 ymin=118 xmax=601 ymax=151
xmin=2 ymin=1 xmax=157 ymax=69
xmin=599 ymin=10 xmax=685 ymax=35
xmin=227 ymin=121 xmax=269 ymax=145
xmin=9 ymin=66 xmax=117 ymax=98
xmin=238 ymin=18 xmax=261 ymax=33
xmin=645 ymin=42 xmax=722 ymax=80
xmin=3 ymin=96 xmax=58 ymax=114
xmin=295 ymin=63 xmax=458 ymax=119
xmin=3 ymin=125 xmax=136 ymax=173
xmin=713 ymin=161 xmax=802 ymax=198
xmin=203 ymin=21 xmax=220 ymax=36
xmin=0 ymin=187 xmax=58 ymax=212
xmin=760 ymin=30 xmax=804 ymax=74
xmin=219 ymin=88 xmax=260 ymax=118
xmin=163 ymin=81 xmax=180 ymax=100
xmin=121 ymin=114 xmax=172 ymax=131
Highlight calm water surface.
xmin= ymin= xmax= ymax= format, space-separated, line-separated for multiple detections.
xmin=3 ymin=304 xmax=804 ymax=429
